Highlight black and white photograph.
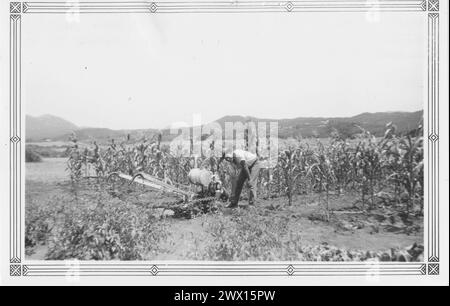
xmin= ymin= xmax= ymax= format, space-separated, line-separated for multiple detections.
xmin=0 ymin=0 xmax=448 ymax=287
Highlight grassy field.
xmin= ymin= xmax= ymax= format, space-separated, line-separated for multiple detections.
xmin=25 ymin=158 xmax=423 ymax=261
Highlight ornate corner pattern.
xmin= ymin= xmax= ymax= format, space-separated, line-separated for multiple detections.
xmin=428 ymin=264 xmax=439 ymax=275
xmin=428 ymin=0 xmax=439 ymax=11
xmin=10 ymin=264 xmax=22 ymax=276
xmin=10 ymin=2 xmax=21 ymax=13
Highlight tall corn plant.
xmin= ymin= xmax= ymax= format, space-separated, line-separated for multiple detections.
xmin=398 ymin=133 xmax=423 ymax=212
xmin=278 ymin=148 xmax=303 ymax=206
xmin=329 ymin=137 xmax=352 ymax=195
xmin=380 ymin=139 xmax=403 ymax=205
xmin=353 ymin=130 xmax=383 ymax=210
xmin=380 ymin=123 xmax=424 ymax=212
xmin=134 ymin=138 xmax=149 ymax=172
xmin=295 ymin=145 xmax=314 ymax=197
xmin=307 ymin=142 xmax=336 ymax=219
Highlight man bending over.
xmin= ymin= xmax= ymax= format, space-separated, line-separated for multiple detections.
xmin=222 ymin=149 xmax=261 ymax=208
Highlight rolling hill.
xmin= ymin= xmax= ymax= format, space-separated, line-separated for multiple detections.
xmin=26 ymin=110 xmax=423 ymax=143
xmin=26 ymin=114 xmax=78 ymax=141
xmin=204 ymin=111 xmax=423 ymax=139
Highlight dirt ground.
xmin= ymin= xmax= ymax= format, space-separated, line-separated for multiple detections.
xmin=25 ymin=158 xmax=423 ymax=261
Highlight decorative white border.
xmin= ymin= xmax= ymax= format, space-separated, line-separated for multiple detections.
xmin=9 ymin=0 xmax=441 ymax=278
xmin=20 ymin=1 xmax=428 ymax=13
xmin=18 ymin=263 xmax=427 ymax=276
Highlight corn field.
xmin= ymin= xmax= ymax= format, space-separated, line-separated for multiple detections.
xmin=67 ymin=123 xmax=424 ymax=215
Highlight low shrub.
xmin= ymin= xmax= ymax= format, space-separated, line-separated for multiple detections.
xmin=25 ymin=186 xmax=169 ymax=260
xmin=192 ymin=209 xmax=423 ymax=261
xmin=25 ymin=148 xmax=42 ymax=162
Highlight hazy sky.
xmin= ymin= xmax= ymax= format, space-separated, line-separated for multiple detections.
xmin=23 ymin=12 xmax=426 ymax=129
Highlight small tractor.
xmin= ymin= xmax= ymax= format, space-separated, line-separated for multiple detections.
xmin=106 ymin=168 xmax=229 ymax=218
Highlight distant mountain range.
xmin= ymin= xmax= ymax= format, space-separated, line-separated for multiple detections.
xmin=26 ymin=114 xmax=159 ymax=142
xmin=26 ymin=110 xmax=423 ymax=143
xmin=204 ymin=111 xmax=423 ymax=139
